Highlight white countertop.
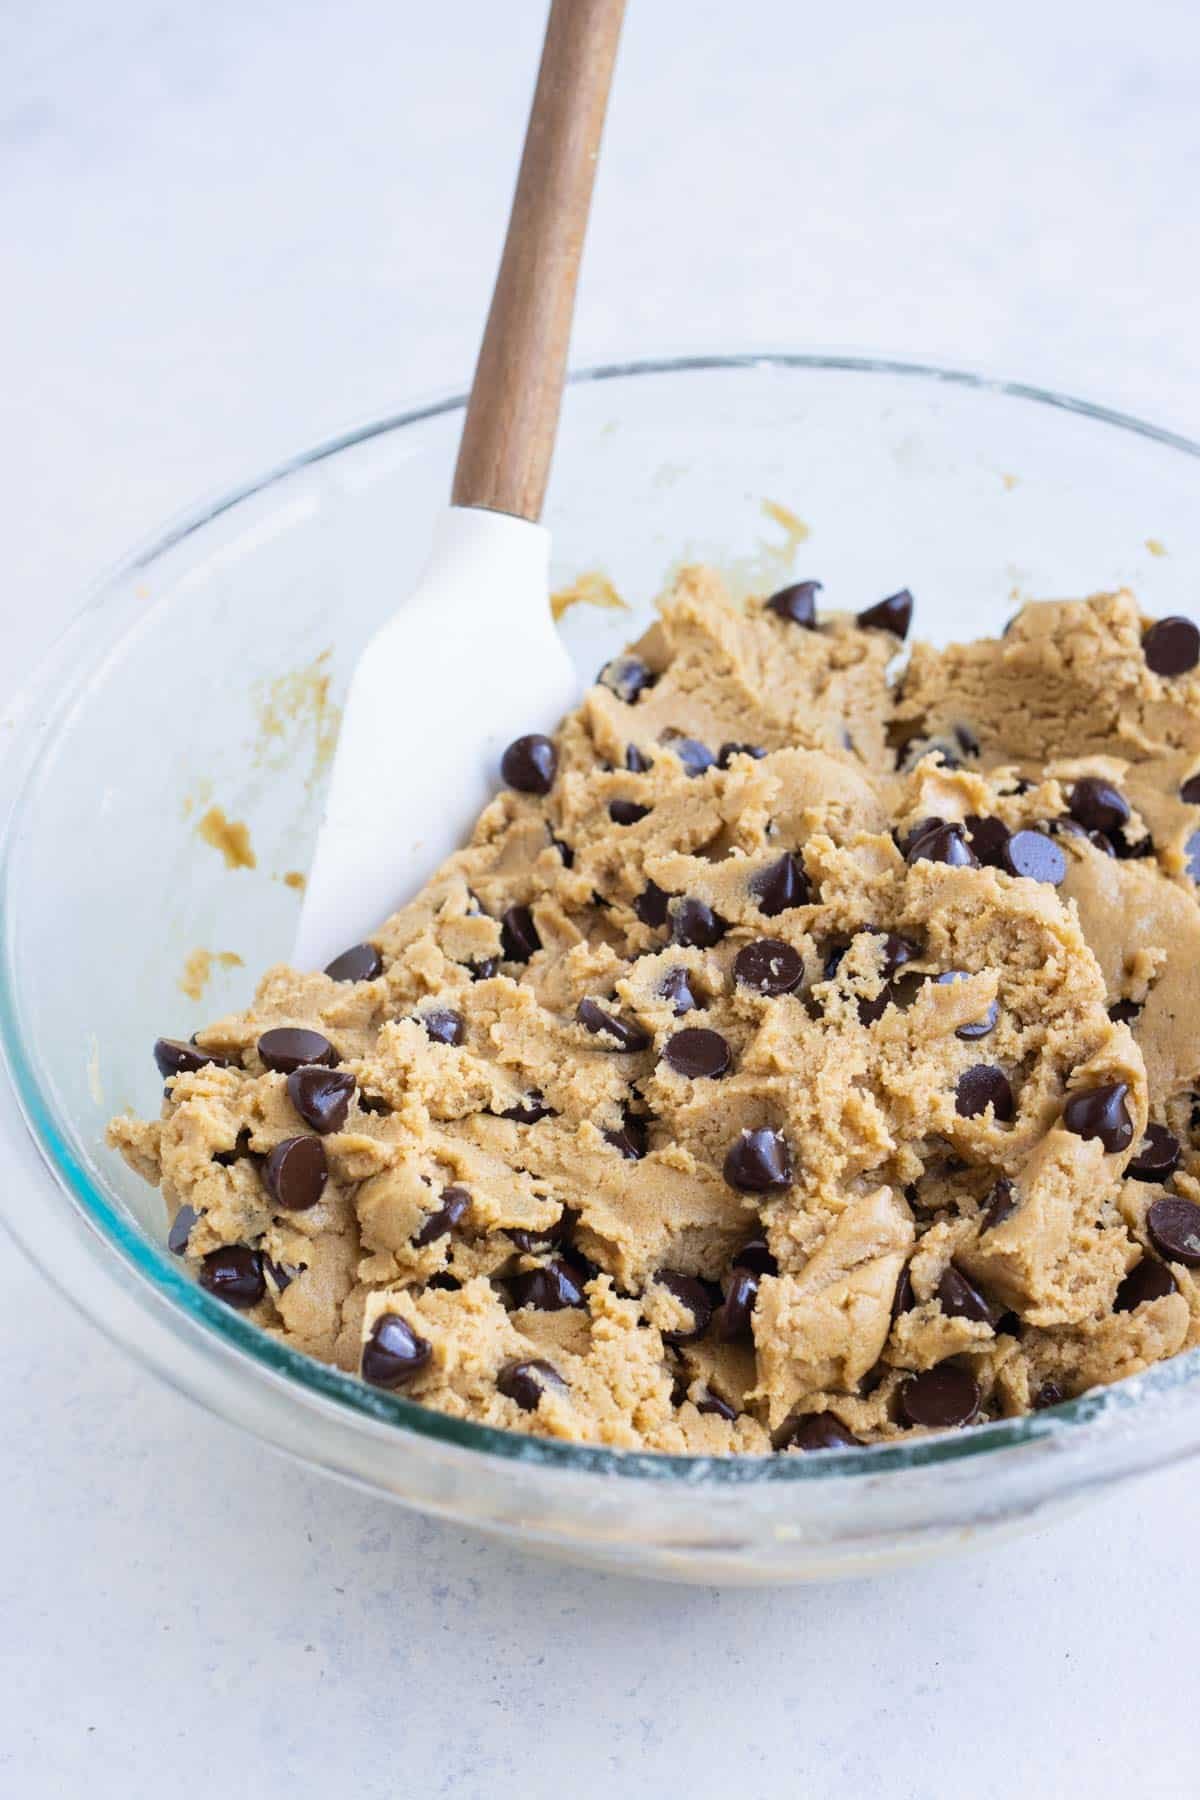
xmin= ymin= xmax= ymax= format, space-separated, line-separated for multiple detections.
xmin=4 ymin=3 xmax=1197 ymax=1792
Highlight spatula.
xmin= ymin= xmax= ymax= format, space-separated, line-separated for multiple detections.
xmin=294 ymin=0 xmax=626 ymax=971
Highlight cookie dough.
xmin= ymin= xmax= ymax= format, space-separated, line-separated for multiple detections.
xmin=109 ymin=571 xmax=1200 ymax=1453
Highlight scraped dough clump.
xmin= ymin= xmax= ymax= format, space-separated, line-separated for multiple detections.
xmin=109 ymin=569 xmax=1200 ymax=1453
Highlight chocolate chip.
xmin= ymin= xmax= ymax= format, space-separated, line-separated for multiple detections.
xmin=258 ymin=1027 xmax=337 ymax=1074
xmin=857 ymin=984 xmax=894 ymax=1025
xmin=1114 ymin=1257 xmax=1177 ymax=1311
xmin=576 ymin=998 xmax=650 ymax=1052
xmin=361 ymin=1313 xmax=432 ymax=1387
xmin=750 ymin=852 xmax=810 ymax=916
xmin=1146 ymin=1195 xmax=1200 ymax=1265
xmin=900 ymin=1363 xmax=980 ymax=1429
xmin=603 ymin=1114 xmax=648 ymax=1159
xmin=1182 ymin=774 xmax=1200 ymax=806
xmin=890 ymin=1264 xmax=915 ymax=1321
xmin=1033 ymin=1381 xmax=1064 ymax=1410
xmin=497 ymin=1358 xmax=567 ymax=1412
xmin=500 ymin=733 xmax=557 ymax=794
xmin=199 ymin=1245 xmax=265 ymax=1310
xmin=1068 ymin=777 xmax=1130 ymax=836
xmin=510 ymin=1258 xmax=587 ymax=1311
xmin=956 ymin=1064 xmax=1014 ymax=1121
xmin=167 ymin=1205 xmax=198 ymax=1254
xmin=672 ymin=898 xmax=729 ymax=947
xmin=898 ymin=816 xmax=945 ymax=856
xmin=981 ymin=1177 xmax=1017 ymax=1230
xmin=662 ymin=1027 xmax=731 ymax=1079
xmin=718 ymin=741 xmax=767 ymax=767
xmin=262 ymin=1254 xmax=297 ymax=1294
xmin=599 ymin=654 xmax=656 ymax=703
xmin=936 ymin=1264 xmax=994 ymax=1324
xmin=625 ymin=744 xmax=652 ymax=773
xmin=823 ymin=942 xmax=848 ymax=981
xmin=500 ymin=904 xmax=541 ymax=962
xmin=1129 ymin=1123 xmax=1181 ymax=1181
xmin=1003 ymin=828 xmax=1066 ymax=885
xmin=965 ymin=815 xmax=1011 ymax=868
xmin=877 ymin=932 xmax=920 ymax=976
xmin=285 ymin=1064 xmax=355 ymax=1135
xmin=907 ymin=823 xmax=978 ymax=868
xmin=323 ymin=942 xmax=382 ymax=982
xmin=263 ymin=1135 xmax=328 ymax=1211
xmin=413 ymin=1185 xmax=471 ymax=1248
xmin=695 ymin=1388 xmax=738 ymax=1421
xmin=714 ymin=1267 xmax=758 ymax=1341
xmin=733 ymin=1237 xmax=778 ymax=1276
xmin=954 ymin=722 xmax=980 ymax=758
xmin=733 ymin=937 xmax=803 ymax=995
xmin=658 ymin=966 xmax=698 ymax=1015
xmin=1143 ymin=615 xmax=1200 ymax=677
xmin=669 ymin=737 xmax=716 ymax=778
xmin=551 ymin=834 xmax=575 ymax=867
xmin=635 ymin=881 xmax=671 ymax=928
xmin=654 ymin=1271 xmax=713 ymax=1344
xmin=781 ymin=1411 xmax=860 ymax=1451
xmin=935 ymin=971 xmax=999 ymax=1041
xmin=766 ymin=579 xmax=821 ymax=627
xmin=1062 ymin=1081 xmax=1133 ymax=1152
xmin=609 ymin=799 xmax=651 ymax=826
xmin=857 ymin=589 xmax=913 ymax=638
xmin=422 ymin=1008 xmax=465 ymax=1046
xmin=153 ymin=1038 xmax=234 ymax=1080
xmin=723 ymin=1127 xmax=793 ymax=1191
xmin=469 ymin=956 xmax=500 ymax=981
xmin=508 ymin=1210 xmax=576 ymax=1254
xmin=1108 ymin=998 xmax=1141 ymax=1025
xmin=212 ymin=1129 xmax=255 ymax=1167
xmin=500 ymin=1092 xmax=553 ymax=1124
xmin=425 ymin=1272 xmax=461 ymax=1293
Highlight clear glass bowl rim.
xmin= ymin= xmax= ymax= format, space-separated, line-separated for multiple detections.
xmin=5 ymin=347 xmax=1200 ymax=1489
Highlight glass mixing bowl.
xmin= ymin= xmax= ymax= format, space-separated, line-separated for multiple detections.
xmin=4 ymin=353 xmax=1200 ymax=1585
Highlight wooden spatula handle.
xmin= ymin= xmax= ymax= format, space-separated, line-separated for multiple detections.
xmin=451 ymin=0 xmax=626 ymax=522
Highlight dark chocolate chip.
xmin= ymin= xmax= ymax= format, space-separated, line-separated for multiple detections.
xmin=669 ymin=737 xmax=716 ymax=779
xmin=635 ymin=881 xmax=672 ymax=928
xmin=857 ymin=589 xmax=913 ymax=639
xmin=695 ymin=1388 xmax=738 ymax=1421
xmin=361 ymin=1313 xmax=432 ymax=1387
xmin=658 ymin=966 xmax=698 ymax=1015
xmin=500 ymin=733 xmax=557 ymax=794
xmin=509 ymin=1258 xmax=587 ymax=1311
xmin=425 ymin=1272 xmax=461 ymax=1293
xmin=497 ymin=1358 xmax=567 ymax=1412
xmin=507 ymin=1209 xmax=576 ymax=1254
xmin=413 ymin=1185 xmax=471 ymax=1248
xmin=781 ymin=1412 xmax=860 ymax=1451
xmin=469 ymin=956 xmax=500 ymax=981
xmin=750 ymin=851 xmax=810 ymax=916
xmin=936 ymin=971 xmax=999 ymax=1041
xmin=713 ymin=1267 xmax=758 ymax=1341
xmin=876 ymin=932 xmax=921 ymax=976
xmin=823 ymin=942 xmax=848 ymax=981
xmin=167 ymin=1204 xmax=198 ymax=1254
xmin=955 ymin=1064 xmax=1014 ymax=1121
xmin=1033 ymin=1381 xmax=1064 ymax=1410
xmin=733 ymin=1237 xmax=778 ymax=1276
xmin=1108 ymin=998 xmax=1141 ymax=1025
xmin=857 ymin=984 xmax=894 ymax=1025
xmin=900 ymin=1363 xmax=980 ymax=1429
xmin=1146 ymin=1195 xmax=1200 ymax=1266
xmin=898 ymin=816 xmax=944 ymax=856
xmin=599 ymin=655 xmax=656 ymax=704
xmin=654 ymin=1270 xmax=713 ymax=1344
xmin=1143 ymin=615 xmax=1200 ymax=677
xmin=262 ymin=1254 xmax=297 ymax=1294
xmin=936 ymin=1264 xmax=994 ymax=1324
xmin=907 ymin=823 xmax=978 ymax=868
xmin=625 ymin=744 xmax=652 ymax=773
xmin=263 ymin=1135 xmax=328 ymax=1211
xmin=603 ymin=1114 xmax=648 ymax=1160
xmin=1062 ymin=1081 xmax=1133 ymax=1153
xmin=981 ymin=1177 xmax=1018 ymax=1230
xmin=199 ymin=1245 xmax=265 ymax=1310
xmin=258 ymin=1027 xmax=337 ymax=1074
xmin=422 ymin=1008 xmax=465 ymax=1046
xmin=890 ymin=1264 xmax=915 ymax=1321
xmin=500 ymin=1092 xmax=553 ymax=1124
xmin=672 ymin=898 xmax=729 ymax=947
xmin=954 ymin=723 xmax=980 ymax=758
xmin=576 ymin=998 xmax=650 ymax=1052
xmin=733 ymin=937 xmax=803 ymax=995
xmin=500 ymin=904 xmax=541 ymax=962
xmin=662 ymin=1027 xmax=731 ymax=1079
xmin=723 ymin=1127 xmax=793 ymax=1191
xmin=718 ymin=741 xmax=767 ymax=767
xmin=1003 ymin=829 xmax=1066 ymax=885
xmin=1128 ymin=1123 xmax=1181 ymax=1181
xmin=965 ymin=815 xmax=1011 ymax=868
xmin=551 ymin=835 xmax=575 ymax=867
xmin=1181 ymin=774 xmax=1200 ymax=806
xmin=323 ymin=943 xmax=382 ymax=983
xmin=286 ymin=1065 xmax=355 ymax=1134
xmin=154 ymin=1038 xmax=234 ymax=1080
xmin=1068 ymin=777 xmax=1130 ymax=836
xmin=1114 ymin=1257 xmax=1177 ymax=1311
xmin=766 ymin=579 xmax=822 ymax=627
xmin=608 ymin=799 xmax=651 ymax=826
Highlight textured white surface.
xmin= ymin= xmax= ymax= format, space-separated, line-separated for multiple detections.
xmin=3 ymin=1 xmax=1199 ymax=1792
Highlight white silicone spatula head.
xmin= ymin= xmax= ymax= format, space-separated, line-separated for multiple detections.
xmin=294 ymin=0 xmax=626 ymax=972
